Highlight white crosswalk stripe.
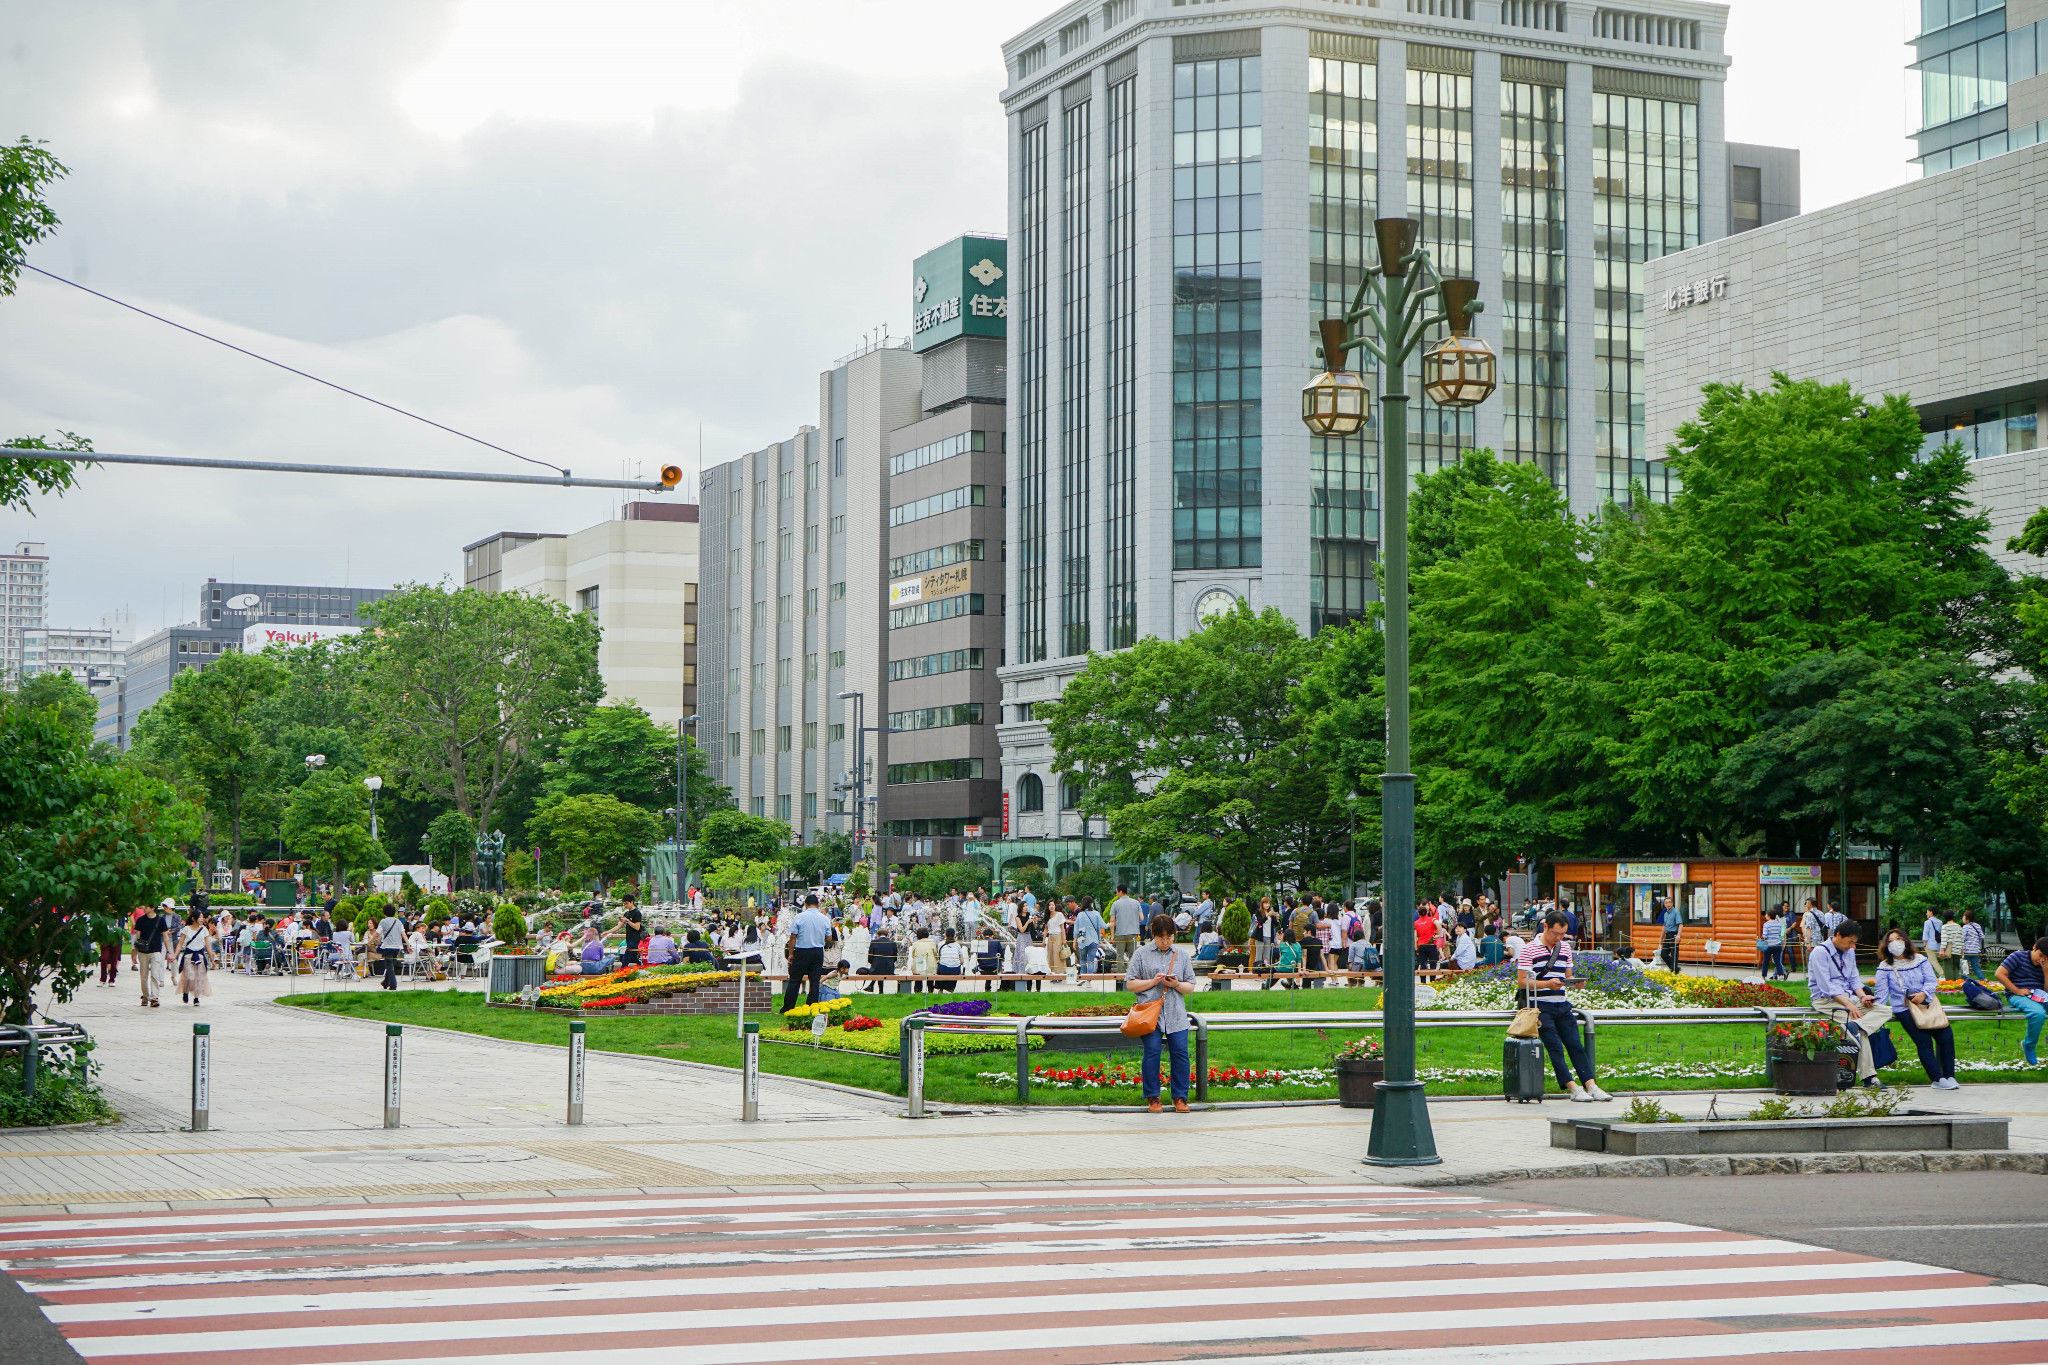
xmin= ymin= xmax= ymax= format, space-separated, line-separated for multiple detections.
xmin=2 ymin=1182 xmax=2043 ymax=1364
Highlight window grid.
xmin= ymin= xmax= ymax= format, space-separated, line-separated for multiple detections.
xmin=1501 ymin=78 xmax=1568 ymax=490
xmin=889 ymin=647 xmax=985 ymax=681
xmin=889 ymin=539 xmax=984 ymax=580
xmin=1405 ymin=66 xmax=1477 ymax=477
xmin=1018 ymin=120 xmax=1050 ymax=662
xmin=1172 ymin=55 xmax=1265 ymax=572
xmin=1105 ymin=71 xmax=1139 ymax=649
xmin=890 ymin=485 xmax=986 ymax=527
xmin=1593 ymin=91 xmax=1698 ymax=506
xmin=1060 ymin=98 xmax=1093 ymax=658
xmin=1309 ymin=54 xmax=1379 ymax=633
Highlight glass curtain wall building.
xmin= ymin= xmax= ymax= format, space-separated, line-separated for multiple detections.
xmin=997 ymin=0 xmax=1771 ymax=848
xmin=1910 ymin=1 xmax=2048 ymax=174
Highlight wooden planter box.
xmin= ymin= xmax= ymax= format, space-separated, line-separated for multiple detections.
xmin=1336 ymin=1057 xmax=1385 ymax=1108
xmin=1769 ymin=1049 xmax=1846 ymax=1096
xmin=1553 ymin=1110 xmax=2008 ymax=1157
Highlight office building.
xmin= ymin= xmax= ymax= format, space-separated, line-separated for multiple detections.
xmin=1911 ymin=0 xmax=2048 ymax=174
xmin=1645 ymin=140 xmax=2048 ymax=574
xmin=22 ymin=609 xmax=134 ymax=691
xmin=0 ymin=541 xmax=49 ymax=684
xmin=700 ymin=342 xmax=922 ymax=851
xmin=100 ymin=580 xmax=392 ymax=749
xmin=462 ymin=531 xmax=563 ymax=593
xmin=994 ymin=0 xmax=1792 ymax=850
xmin=502 ymin=502 xmax=701 ymax=730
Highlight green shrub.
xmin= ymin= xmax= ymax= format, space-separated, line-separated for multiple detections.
xmin=491 ymin=905 xmax=527 ymax=947
xmin=1218 ymin=901 xmax=1252 ymax=948
xmin=424 ymin=897 xmax=451 ymax=928
xmin=207 ymin=892 xmax=257 ymax=906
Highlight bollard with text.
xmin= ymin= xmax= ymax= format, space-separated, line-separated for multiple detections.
xmin=566 ymin=1020 xmax=586 ymax=1126
xmin=190 ymin=1023 xmax=210 ymax=1132
xmin=383 ymin=1023 xmax=403 ymax=1129
xmin=741 ymin=1020 xmax=760 ymax=1122
xmin=904 ymin=1017 xmax=930 ymax=1119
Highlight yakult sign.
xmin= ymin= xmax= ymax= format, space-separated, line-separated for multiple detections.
xmin=241 ymin=622 xmax=362 ymax=653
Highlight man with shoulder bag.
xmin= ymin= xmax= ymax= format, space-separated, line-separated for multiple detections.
xmin=1515 ymin=909 xmax=1610 ymax=1102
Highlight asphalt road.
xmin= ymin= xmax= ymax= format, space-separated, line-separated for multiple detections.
xmin=1495 ymin=1169 xmax=2048 ymax=1284
xmin=0 ymin=1269 xmax=78 ymax=1365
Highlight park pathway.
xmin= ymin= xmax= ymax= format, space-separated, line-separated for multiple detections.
xmin=6 ymin=1182 xmax=2048 ymax=1363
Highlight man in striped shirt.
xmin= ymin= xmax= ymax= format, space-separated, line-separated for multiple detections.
xmin=1518 ymin=909 xmax=1611 ymax=1103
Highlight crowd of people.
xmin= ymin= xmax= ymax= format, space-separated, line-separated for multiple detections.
xmin=106 ymin=896 xmax=498 ymax=1006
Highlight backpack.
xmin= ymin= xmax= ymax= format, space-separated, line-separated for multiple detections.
xmin=1961 ymin=977 xmax=2005 ymax=1011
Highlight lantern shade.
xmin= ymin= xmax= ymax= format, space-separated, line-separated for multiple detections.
xmin=1420 ymin=333 xmax=1498 ymax=409
xmin=1301 ymin=368 xmax=1371 ymax=436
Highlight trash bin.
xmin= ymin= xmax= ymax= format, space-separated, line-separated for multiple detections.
xmin=489 ymin=954 xmax=547 ymax=998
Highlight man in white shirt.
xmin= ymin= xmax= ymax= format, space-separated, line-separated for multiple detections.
xmin=1110 ymin=885 xmax=1145 ymax=964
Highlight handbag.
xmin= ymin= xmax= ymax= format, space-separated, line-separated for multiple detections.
xmin=1506 ymin=1007 xmax=1541 ymax=1039
xmin=1907 ymin=996 xmax=1951 ymax=1030
xmin=1120 ymin=997 xmax=1163 ymax=1037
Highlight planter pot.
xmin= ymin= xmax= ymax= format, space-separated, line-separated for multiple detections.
xmin=1336 ymin=1057 xmax=1385 ymax=1108
xmin=1770 ymin=1050 xmax=1844 ymax=1096
xmin=1217 ymin=952 xmax=1249 ymax=970
xmin=1554 ymin=1110 xmax=2008 ymax=1156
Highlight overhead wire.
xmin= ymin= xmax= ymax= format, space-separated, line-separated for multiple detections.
xmin=22 ymin=263 xmax=567 ymax=476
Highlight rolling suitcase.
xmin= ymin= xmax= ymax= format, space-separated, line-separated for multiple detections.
xmin=1503 ymin=1037 xmax=1547 ymax=1103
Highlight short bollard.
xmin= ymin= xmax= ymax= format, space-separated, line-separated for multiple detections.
xmin=190 ymin=1023 xmax=211 ymax=1133
xmin=741 ymin=1021 xmax=760 ymax=1122
xmin=383 ymin=1023 xmax=403 ymax=1129
xmin=904 ymin=1018 xmax=930 ymax=1119
xmin=566 ymin=1020 xmax=586 ymax=1126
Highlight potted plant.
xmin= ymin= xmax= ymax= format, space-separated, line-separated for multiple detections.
xmin=1332 ymin=1036 xmax=1385 ymax=1108
xmin=1767 ymin=1017 xmax=1848 ymax=1095
xmin=1216 ymin=900 xmax=1252 ymax=970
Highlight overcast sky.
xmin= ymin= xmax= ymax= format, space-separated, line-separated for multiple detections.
xmin=0 ymin=0 xmax=1917 ymax=633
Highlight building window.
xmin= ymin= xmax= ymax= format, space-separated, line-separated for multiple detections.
xmin=1173 ymin=53 xmax=1264 ymax=573
xmin=1016 ymin=772 xmax=1044 ymax=811
xmin=779 ymin=471 xmax=795 ymax=500
xmin=805 ymin=461 xmax=820 ymax=490
xmin=776 ymin=658 xmax=791 ymax=686
xmin=776 ymin=795 xmax=792 ymax=821
xmin=1731 ymin=163 xmax=1762 ymax=233
xmin=751 ymin=797 xmax=765 ymax=816
xmin=804 ymin=721 xmax=817 ymax=749
xmin=728 ymin=487 xmax=743 ymax=516
xmin=832 ymin=437 xmax=846 ymax=476
xmin=754 ymin=543 xmax=767 ymax=572
xmin=1502 ymin=74 xmax=1568 ymax=489
xmin=830 ymin=722 xmax=845 ymax=743
xmin=1594 ymin=88 xmax=1697 ymax=506
xmin=805 ymin=525 xmax=818 ymax=555
xmin=890 ymin=539 xmax=984 ymax=581
xmin=1406 ymin=57 xmax=1476 ymax=475
xmin=778 ymin=594 xmax=792 ymax=623
xmin=778 ymin=530 xmax=793 ymax=561
xmin=751 ymin=728 xmax=766 ymax=755
xmin=751 ymin=663 xmax=765 ymax=690
xmin=805 ymin=588 xmax=818 ymax=617
xmin=729 ymin=548 xmax=742 ymax=578
xmin=830 ymin=581 xmax=845 ymax=600
xmin=1060 ymin=777 xmax=1083 ymax=809
xmin=889 ymin=485 xmax=986 ymax=527
xmin=1106 ymin=68 xmax=1139 ymax=649
xmin=803 ymin=794 xmax=817 ymax=819
xmin=778 ymin=725 xmax=792 ymax=752
xmin=752 ymin=600 xmax=767 ymax=630
xmin=887 ymin=758 xmax=984 ymax=784
xmin=830 ymin=649 xmax=845 ymax=669
xmin=1061 ymin=95 xmax=1092 ymax=658
xmin=728 ymin=667 xmax=741 ymax=694
xmin=1018 ymin=116 xmax=1050 ymax=663
xmin=830 ymin=514 xmax=845 ymax=536
xmin=728 ymin=731 xmax=742 ymax=757
xmin=889 ymin=429 xmax=994 ymax=478
xmin=1309 ymin=50 xmax=1378 ymax=633
xmin=728 ymin=605 xmax=741 ymax=634
xmin=888 ymin=702 xmax=984 ymax=732
xmin=888 ymin=593 xmax=985 ymax=630
xmin=805 ymin=653 xmax=818 ymax=680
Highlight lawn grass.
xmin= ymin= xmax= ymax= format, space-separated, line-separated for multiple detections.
xmin=282 ymin=981 xmax=2043 ymax=1107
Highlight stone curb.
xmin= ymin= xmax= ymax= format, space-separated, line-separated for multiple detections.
xmin=1406 ymin=1150 xmax=2048 ymax=1186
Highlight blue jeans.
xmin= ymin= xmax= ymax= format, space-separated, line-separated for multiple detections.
xmin=1536 ymin=999 xmax=1593 ymax=1090
xmin=1963 ymin=954 xmax=1981 ymax=978
xmin=1760 ymin=946 xmax=1785 ymax=979
xmin=2011 ymin=993 xmax=2047 ymax=1062
xmin=1078 ymin=942 xmax=1102 ymax=975
xmin=1141 ymin=1026 xmax=1191 ymax=1101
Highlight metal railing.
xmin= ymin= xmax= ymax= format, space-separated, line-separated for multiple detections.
xmin=898 ymin=1004 xmax=2015 ymax=1112
xmin=0 ymin=1019 xmax=88 ymax=1099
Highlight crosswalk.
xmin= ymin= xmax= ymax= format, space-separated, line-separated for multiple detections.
xmin=4 ymin=1182 xmax=2047 ymax=1364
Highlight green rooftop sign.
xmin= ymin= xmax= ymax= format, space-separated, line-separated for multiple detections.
xmin=911 ymin=235 xmax=1006 ymax=353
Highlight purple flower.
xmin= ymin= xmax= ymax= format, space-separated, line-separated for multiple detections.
xmin=926 ymin=999 xmax=993 ymax=1017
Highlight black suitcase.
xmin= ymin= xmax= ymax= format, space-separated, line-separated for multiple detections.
xmin=1503 ymin=1037 xmax=1547 ymax=1103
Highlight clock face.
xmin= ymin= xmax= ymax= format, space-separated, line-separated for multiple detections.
xmin=1193 ymin=588 xmax=1237 ymax=624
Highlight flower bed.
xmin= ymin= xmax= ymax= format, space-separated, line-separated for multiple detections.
xmin=982 ymin=1064 xmax=1334 ymax=1092
xmin=536 ymin=963 xmax=739 ymax=1010
xmin=925 ymin=999 xmax=994 ymax=1018
xmin=761 ymin=1016 xmax=1028 ymax=1056
xmin=781 ymin=997 xmax=851 ymax=1021
xmin=1643 ymin=971 xmax=1796 ymax=1008
xmin=1426 ymin=960 xmax=1675 ymax=1012
xmin=842 ymin=1015 xmax=882 ymax=1032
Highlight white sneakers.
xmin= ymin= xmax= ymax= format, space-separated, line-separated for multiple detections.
xmin=1932 ymin=1077 xmax=1961 ymax=1090
xmin=1585 ymin=1082 xmax=1614 ymax=1101
xmin=1567 ymin=1082 xmax=1616 ymax=1102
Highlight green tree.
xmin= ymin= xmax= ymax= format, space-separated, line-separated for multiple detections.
xmin=422 ymin=810 xmax=477 ymax=885
xmin=702 ymin=855 xmax=779 ymax=904
xmin=782 ymin=829 xmax=852 ymax=884
xmin=694 ymin=809 xmax=791 ymax=866
xmin=541 ymin=702 xmax=732 ymax=820
xmin=0 ymin=694 xmax=193 ymax=1023
xmin=281 ymin=772 xmax=386 ymax=899
xmin=353 ymin=585 xmax=603 ymax=833
xmin=1882 ymin=867 xmax=1985 ymax=932
xmin=1599 ymin=377 xmax=1995 ymax=853
xmin=529 ymin=793 xmax=664 ymax=892
xmin=1056 ymin=864 xmax=1114 ymax=908
xmin=1044 ymin=603 xmax=1342 ymax=892
xmin=128 ymin=650 xmax=286 ymax=884
xmin=3 ymin=139 xmax=89 ymax=513
xmin=1408 ymin=455 xmax=1615 ymax=883
xmin=9 ymin=671 xmax=100 ymax=747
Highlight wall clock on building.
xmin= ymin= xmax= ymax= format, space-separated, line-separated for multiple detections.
xmin=1193 ymin=587 xmax=1237 ymax=626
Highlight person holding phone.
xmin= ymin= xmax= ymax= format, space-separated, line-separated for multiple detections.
xmin=1517 ymin=908 xmax=1610 ymax=1103
xmin=1125 ymin=913 xmax=1197 ymax=1113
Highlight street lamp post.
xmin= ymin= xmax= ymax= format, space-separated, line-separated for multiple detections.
xmin=674 ymin=715 xmax=697 ymax=908
xmin=1301 ymin=217 xmax=1497 ymax=1168
xmin=837 ymin=690 xmax=868 ymax=887
xmin=363 ymin=776 xmax=383 ymax=846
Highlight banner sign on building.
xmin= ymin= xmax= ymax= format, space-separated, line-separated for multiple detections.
xmin=1758 ymin=862 xmax=1823 ymax=884
xmin=241 ymin=622 xmax=362 ymax=653
xmin=888 ymin=564 xmax=974 ymax=606
xmin=911 ymin=235 xmax=1007 ymax=353
xmin=1615 ymin=862 xmax=1686 ymax=883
